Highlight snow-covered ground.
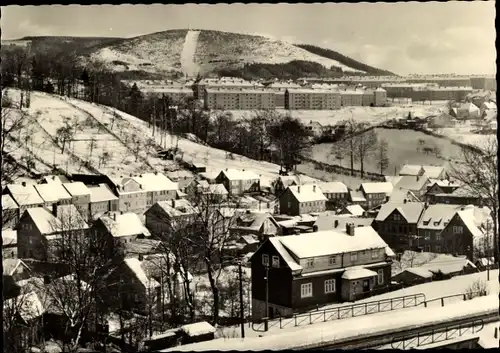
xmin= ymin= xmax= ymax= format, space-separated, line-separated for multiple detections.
xmin=164 ymin=294 xmax=498 ymax=351
xmin=227 ymin=103 xmax=448 ymax=126
xmin=429 ymin=127 xmax=495 ymax=150
xmin=181 ymin=30 xmax=201 ymax=77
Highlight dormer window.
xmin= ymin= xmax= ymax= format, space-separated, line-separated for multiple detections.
xmin=306 ymin=258 xmax=314 ymax=268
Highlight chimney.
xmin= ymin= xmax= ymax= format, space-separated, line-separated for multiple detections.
xmin=346 ymin=222 xmax=355 ymax=236
xmin=334 ymin=220 xmax=339 ymax=228
xmin=52 ymin=204 xmax=58 ymax=217
xmin=385 ymin=196 xmax=390 ymax=202
xmin=417 ymin=175 xmax=420 ymax=182
xmin=404 ymin=199 xmax=407 ymax=204
xmin=172 ymin=199 xmax=175 ymax=208
xmin=313 ymin=185 xmax=316 ymax=192
xmin=22 ymin=182 xmax=26 ymax=187
xmin=297 ymin=186 xmax=301 ymax=193
xmin=120 ymin=210 xmax=123 ymax=215
xmin=113 ymin=213 xmax=117 ymax=221
xmin=138 ymin=254 xmax=143 ymax=261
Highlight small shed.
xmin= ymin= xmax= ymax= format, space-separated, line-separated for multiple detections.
xmin=190 ymin=163 xmax=207 ymax=173
xmin=180 ymin=321 xmax=216 ymax=344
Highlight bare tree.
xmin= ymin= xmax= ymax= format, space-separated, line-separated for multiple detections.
xmin=376 ymin=138 xmax=390 ymax=175
xmin=98 ymin=151 xmax=112 ymax=168
xmin=34 ymin=206 xmax=123 ymax=351
xmin=331 ymin=117 xmax=359 ymax=176
xmin=353 ymin=128 xmax=378 ymax=177
xmin=1 ymin=89 xmax=31 ymax=187
xmin=87 ymin=137 xmax=97 ymax=160
xmin=449 ymin=136 xmax=498 ymax=263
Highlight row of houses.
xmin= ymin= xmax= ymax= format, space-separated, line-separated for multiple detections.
xmin=380 ymin=83 xmax=474 ymax=102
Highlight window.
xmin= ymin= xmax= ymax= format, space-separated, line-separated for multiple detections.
xmin=435 ymin=234 xmax=442 ymax=242
xmin=262 ymin=254 xmax=269 ymax=266
xmin=301 ymin=283 xmax=313 ymax=298
xmin=393 ymin=213 xmax=401 ymax=221
xmin=425 ymin=231 xmax=431 ymax=241
xmin=287 ymin=201 xmax=291 ymax=209
xmin=329 ymin=256 xmax=336 ymax=265
xmin=272 ymin=256 xmax=280 ymax=268
xmin=324 ymin=279 xmax=336 ymax=293
xmin=377 ymin=269 xmax=384 ymax=285
xmin=306 ymin=258 xmax=314 ymax=269
xmin=350 ymin=252 xmax=358 ymax=262
xmin=435 ymin=245 xmax=441 ymax=252
xmin=453 ymin=226 xmax=464 ymax=234
xmin=371 ymin=249 xmax=378 ymax=259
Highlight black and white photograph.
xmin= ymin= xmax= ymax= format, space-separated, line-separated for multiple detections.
xmin=1 ymin=2 xmax=498 ymax=352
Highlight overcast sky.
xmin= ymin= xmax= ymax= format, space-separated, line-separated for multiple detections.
xmin=2 ymin=2 xmax=496 ymax=75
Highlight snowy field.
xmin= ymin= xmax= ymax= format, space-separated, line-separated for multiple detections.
xmin=429 ymin=127 xmax=495 ymax=150
xmin=165 ymin=294 xmax=497 ymax=351
xmin=227 ymin=103 xmax=448 ymax=126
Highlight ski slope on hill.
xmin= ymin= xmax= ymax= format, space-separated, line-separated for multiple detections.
xmin=181 ymin=30 xmax=201 ymax=78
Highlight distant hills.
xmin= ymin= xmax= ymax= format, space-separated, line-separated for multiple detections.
xmin=5 ymin=30 xmax=396 ymax=79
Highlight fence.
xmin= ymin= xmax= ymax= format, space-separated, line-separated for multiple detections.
xmin=251 ymin=293 xmax=426 ymax=332
xmin=301 ymin=156 xmax=386 ymax=181
xmin=390 ymin=319 xmax=485 ymax=349
xmin=422 ymin=290 xmax=489 ymax=308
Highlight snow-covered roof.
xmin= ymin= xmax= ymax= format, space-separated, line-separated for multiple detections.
xmin=375 ymin=201 xmax=425 ymax=223
xmin=344 ymin=205 xmax=365 ymax=217
xmin=482 ymin=101 xmax=497 ymax=110
xmin=360 ymin=182 xmax=393 ymax=195
xmin=420 ymin=254 xmax=477 ymax=275
xmin=219 ymin=169 xmax=260 ymax=181
xmin=2 ymin=229 xmax=17 ymax=246
xmin=398 ymin=164 xmax=424 ymax=176
xmin=3 ymin=291 xmax=45 ymax=322
xmin=402 ymin=267 xmax=434 ymax=278
xmin=417 ymin=204 xmax=461 ymax=230
xmin=42 ymin=175 xmax=70 ymax=184
xmin=182 ymin=322 xmax=216 ymax=337
xmin=154 ymin=199 xmax=198 ymax=218
xmin=456 ymin=206 xmax=491 ymax=238
xmin=427 ymin=179 xmax=461 ymax=188
xmin=100 ymin=212 xmax=150 ymax=238
xmin=2 ymin=194 xmax=18 ymax=209
xmin=62 ymin=182 xmax=90 ymax=196
xmin=313 ymin=215 xmax=374 ymax=232
xmin=234 ymin=212 xmax=276 ymax=231
xmin=267 ymin=237 xmax=303 ymax=272
xmin=124 ymin=258 xmax=160 ymax=289
xmin=288 ymin=184 xmax=327 ymax=203
xmin=34 ymin=183 xmax=72 ymax=203
xmin=3 ymin=258 xmax=29 ymax=276
xmin=6 ymin=184 xmax=45 ymax=206
xmin=341 ymin=267 xmax=378 ymax=280
xmin=206 ymin=184 xmax=228 ymax=195
xmin=318 ymin=181 xmax=348 ymax=194
xmin=26 ymin=205 xmax=88 ymax=235
xmin=88 ymin=183 xmax=119 ymax=203
xmin=277 ymin=226 xmax=389 ymax=259
xmin=350 ymin=190 xmax=367 ymax=202
xmin=133 ymin=173 xmax=178 ymax=192
xmin=394 ymin=176 xmax=429 ymax=191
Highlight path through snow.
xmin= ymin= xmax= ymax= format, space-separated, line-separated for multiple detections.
xmin=181 ymin=30 xmax=200 ymax=78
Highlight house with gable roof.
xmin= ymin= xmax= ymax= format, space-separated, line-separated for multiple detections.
xmin=215 ymin=168 xmax=260 ymax=196
xmin=398 ymin=164 xmax=448 ymax=179
xmin=318 ymin=181 xmax=349 ymax=209
xmin=391 ymin=175 xmax=430 ymax=198
xmin=93 ymin=211 xmax=151 ymax=250
xmin=133 ymin=172 xmax=178 ymax=208
xmin=110 ymin=176 xmax=147 ymax=215
xmin=432 ymin=185 xmax=484 ymax=206
xmin=372 ymin=201 xmax=426 ymax=253
xmin=230 ymin=210 xmax=281 ymax=241
xmin=279 ymin=184 xmax=327 ymax=216
xmin=3 ymin=182 xmax=45 ymax=217
xmin=144 ymin=199 xmax=198 ymax=238
xmin=359 ymin=182 xmax=393 ymax=208
xmin=88 ymin=183 xmax=119 ymax=219
xmin=17 ymin=204 xmax=89 ymax=261
xmin=273 ymin=174 xmax=317 ymax=195
xmin=249 ymin=224 xmax=394 ymax=319
xmin=424 ymin=179 xmax=461 ymax=203
xmin=439 ymin=205 xmax=492 ymax=261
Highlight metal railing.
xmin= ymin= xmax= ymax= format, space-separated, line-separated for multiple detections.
xmin=251 ymin=293 xmax=426 ymax=332
xmin=391 ymin=319 xmax=485 ymax=349
xmin=422 ymin=290 xmax=489 ymax=308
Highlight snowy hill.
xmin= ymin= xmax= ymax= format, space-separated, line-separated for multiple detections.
xmin=4 ymin=89 xmax=300 ymax=186
xmin=81 ymin=29 xmax=392 ymax=77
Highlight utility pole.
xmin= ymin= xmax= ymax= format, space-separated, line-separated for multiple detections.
xmin=238 ymin=262 xmax=245 ymax=338
xmin=264 ymin=264 xmax=269 ymax=331
xmin=486 ymin=221 xmax=491 ymax=281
